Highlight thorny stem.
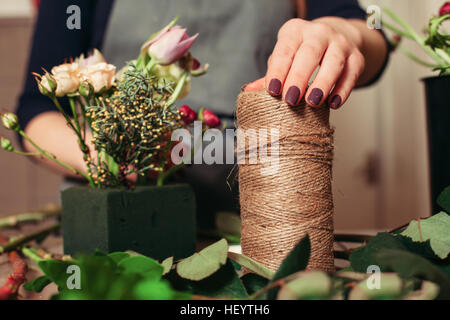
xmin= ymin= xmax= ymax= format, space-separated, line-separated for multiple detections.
xmin=0 ymin=223 xmax=60 ymax=254
xmin=69 ymin=97 xmax=96 ymax=188
xmin=0 ymin=233 xmax=27 ymax=300
xmin=0 ymin=206 xmax=61 ymax=229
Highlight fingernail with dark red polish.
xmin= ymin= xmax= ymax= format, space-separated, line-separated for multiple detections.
xmin=308 ymin=88 xmax=324 ymax=106
xmin=329 ymin=95 xmax=342 ymax=109
xmin=285 ymin=86 xmax=301 ymax=106
xmin=268 ymin=78 xmax=282 ymax=96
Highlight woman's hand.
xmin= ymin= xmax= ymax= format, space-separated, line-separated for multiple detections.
xmin=246 ymin=17 xmax=373 ymax=109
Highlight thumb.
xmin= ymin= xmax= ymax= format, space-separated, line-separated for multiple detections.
xmin=243 ymin=78 xmax=265 ymax=92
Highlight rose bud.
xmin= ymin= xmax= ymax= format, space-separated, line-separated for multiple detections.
xmin=1 ymin=112 xmax=20 ymax=131
xmin=199 ymin=108 xmax=221 ymax=128
xmin=141 ymin=17 xmax=179 ymax=54
xmin=33 ymin=72 xmax=57 ymax=96
xmin=1 ymin=137 xmax=14 ymax=152
xmin=80 ymin=62 xmax=116 ymax=93
xmin=179 ymin=105 xmax=197 ymax=124
xmin=79 ymin=81 xmax=94 ymax=97
xmin=148 ymin=26 xmax=199 ymax=65
xmin=439 ymin=2 xmax=450 ymax=16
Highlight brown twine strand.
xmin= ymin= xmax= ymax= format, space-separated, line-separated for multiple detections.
xmin=236 ymin=91 xmax=335 ymax=272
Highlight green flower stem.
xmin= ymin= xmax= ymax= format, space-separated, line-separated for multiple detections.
xmin=11 ymin=150 xmax=41 ymax=156
xmin=145 ymin=58 xmax=158 ymax=75
xmin=435 ymin=48 xmax=450 ymax=65
xmin=52 ymin=97 xmax=95 ymax=186
xmin=69 ymin=97 xmax=81 ymax=134
xmin=383 ymin=7 xmax=447 ymax=67
xmin=51 ymin=96 xmax=77 ymax=132
xmin=0 ymin=206 xmax=61 ymax=229
xmin=397 ymin=45 xmax=439 ymax=68
xmin=19 ymin=130 xmax=91 ymax=182
xmin=157 ymin=163 xmax=183 ymax=187
xmin=21 ymin=247 xmax=44 ymax=263
xmin=0 ymin=223 xmax=60 ymax=254
xmin=70 ymin=98 xmax=96 ymax=188
xmin=381 ymin=21 xmax=414 ymax=40
xmin=167 ymin=71 xmax=189 ymax=107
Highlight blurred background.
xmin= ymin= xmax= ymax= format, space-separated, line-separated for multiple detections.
xmin=0 ymin=0 xmax=444 ymax=231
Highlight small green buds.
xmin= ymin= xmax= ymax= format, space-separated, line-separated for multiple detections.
xmin=1 ymin=112 xmax=20 ymax=131
xmin=1 ymin=137 xmax=14 ymax=152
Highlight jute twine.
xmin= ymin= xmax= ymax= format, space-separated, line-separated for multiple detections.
xmin=236 ymin=91 xmax=335 ymax=272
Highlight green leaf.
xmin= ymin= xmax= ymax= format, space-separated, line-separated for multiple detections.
xmin=173 ymin=260 xmax=248 ymax=298
xmin=348 ymin=273 xmax=404 ymax=300
xmin=277 ymin=271 xmax=332 ymax=300
xmin=267 ymin=235 xmax=310 ymax=299
xmin=37 ymin=260 xmax=73 ymax=288
xmin=396 ymin=234 xmax=440 ymax=261
xmin=100 ymin=149 xmax=119 ymax=178
xmin=23 ymin=275 xmax=52 ymax=293
xmin=215 ymin=211 xmax=241 ymax=236
xmin=107 ymin=252 xmax=131 ymax=265
xmin=375 ymin=249 xmax=450 ymax=299
xmin=228 ymin=252 xmax=274 ymax=280
xmin=118 ymin=256 xmax=163 ymax=281
xmin=177 ymin=238 xmax=228 ymax=281
xmin=404 ymin=281 xmax=440 ymax=300
xmin=161 ymin=256 xmax=173 ymax=275
xmin=438 ymin=187 xmax=450 ymax=213
xmin=134 ymin=279 xmax=177 ymax=300
xmin=350 ymin=232 xmax=407 ymax=272
xmin=400 ymin=212 xmax=450 ymax=259
xmin=241 ymin=273 xmax=269 ymax=296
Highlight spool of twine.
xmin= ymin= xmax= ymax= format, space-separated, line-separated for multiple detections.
xmin=236 ymin=91 xmax=335 ymax=272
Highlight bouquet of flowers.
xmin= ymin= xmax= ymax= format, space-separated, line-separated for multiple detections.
xmin=383 ymin=2 xmax=450 ymax=75
xmin=1 ymin=17 xmax=220 ymax=188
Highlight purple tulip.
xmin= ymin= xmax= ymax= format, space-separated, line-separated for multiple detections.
xmin=148 ymin=27 xmax=198 ymax=65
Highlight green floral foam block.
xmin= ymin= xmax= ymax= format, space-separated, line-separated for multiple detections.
xmin=61 ymin=184 xmax=196 ymax=260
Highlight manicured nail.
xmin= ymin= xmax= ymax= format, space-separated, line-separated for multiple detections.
xmin=308 ymin=88 xmax=324 ymax=106
xmin=329 ymin=95 xmax=342 ymax=109
xmin=268 ymin=78 xmax=282 ymax=96
xmin=285 ymin=86 xmax=301 ymax=106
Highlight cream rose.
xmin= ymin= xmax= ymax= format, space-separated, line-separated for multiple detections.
xmin=50 ymin=63 xmax=81 ymax=97
xmin=80 ymin=62 xmax=116 ymax=93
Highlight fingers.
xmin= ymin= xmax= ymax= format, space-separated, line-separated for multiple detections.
xmin=328 ymin=51 xmax=365 ymax=109
xmin=263 ymin=19 xmax=365 ymax=110
xmin=282 ymin=39 xmax=327 ymax=106
xmin=305 ymin=42 xmax=348 ymax=107
xmin=265 ymin=20 xmax=304 ymax=96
